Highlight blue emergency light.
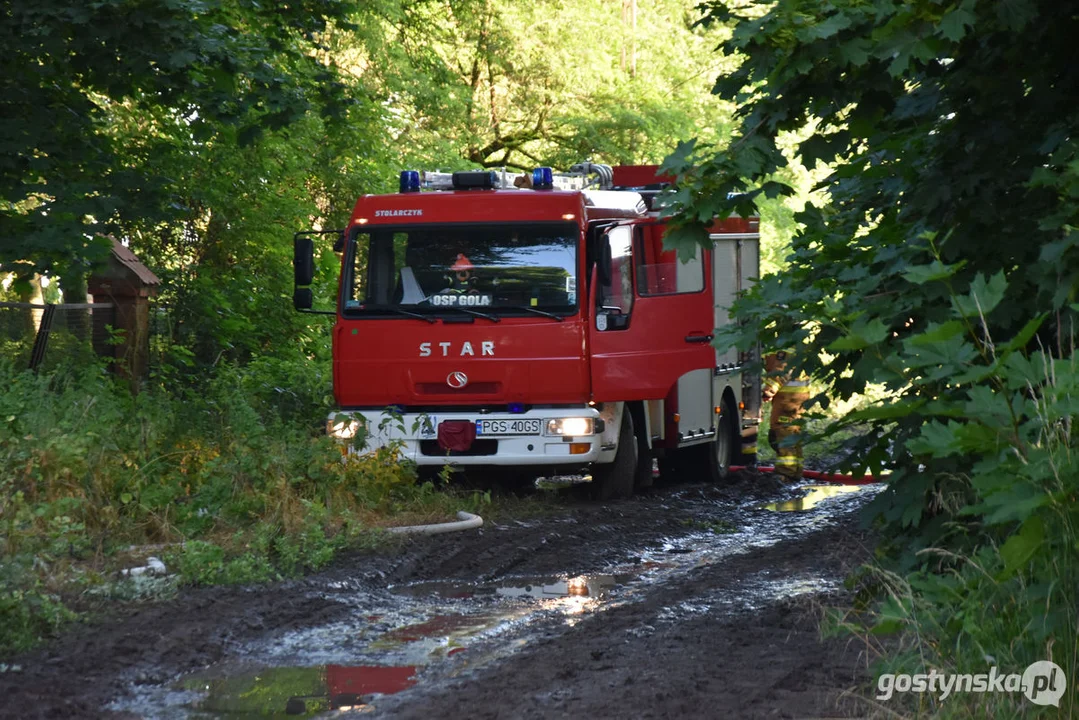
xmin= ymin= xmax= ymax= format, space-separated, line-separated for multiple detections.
xmin=399 ymin=170 xmax=420 ymax=193
xmin=532 ymin=167 xmax=554 ymax=190
xmin=508 ymin=402 xmax=525 ymax=414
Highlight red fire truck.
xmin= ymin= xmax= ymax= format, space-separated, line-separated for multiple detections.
xmin=293 ymin=164 xmax=760 ymax=499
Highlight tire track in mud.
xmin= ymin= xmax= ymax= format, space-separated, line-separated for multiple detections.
xmin=0 ymin=475 xmax=878 ymax=719
xmin=371 ymin=485 xmax=876 ymax=719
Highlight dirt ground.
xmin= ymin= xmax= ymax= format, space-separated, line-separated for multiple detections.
xmin=0 ymin=473 xmax=880 ymax=719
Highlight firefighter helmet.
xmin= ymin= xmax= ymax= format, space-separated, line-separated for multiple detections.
xmin=451 ymin=254 xmax=474 ymax=271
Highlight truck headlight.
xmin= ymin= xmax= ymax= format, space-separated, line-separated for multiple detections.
xmin=546 ymin=417 xmax=594 ymax=436
xmin=327 ymin=417 xmax=362 ymax=440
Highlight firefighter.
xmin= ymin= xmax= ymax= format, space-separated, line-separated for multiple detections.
xmin=740 ymin=425 xmax=759 ymax=468
xmin=443 ymin=253 xmax=478 ymax=294
xmin=762 ymin=350 xmax=810 ymax=481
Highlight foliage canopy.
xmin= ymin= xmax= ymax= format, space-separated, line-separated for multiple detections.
xmin=663 ymin=0 xmax=1079 ymax=704
xmin=663 ymin=0 xmax=1079 ymax=538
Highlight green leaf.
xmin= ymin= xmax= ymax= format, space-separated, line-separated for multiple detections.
xmin=938 ymin=7 xmax=976 ymax=42
xmin=871 ymin=617 xmax=904 ymax=635
xmin=907 ymin=420 xmax=961 ymax=457
xmin=847 ymin=398 xmax=926 ymax=421
xmin=902 ymin=260 xmax=967 ymax=285
xmin=998 ymin=515 xmax=1045 ymax=579
xmin=907 ymin=320 xmax=965 ymax=346
xmin=871 ymin=596 xmax=908 ymax=634
xmin=663 ymin=224 xmax=710 ymax=263
xmin=660 ymin=139 xmax=699 ymax=175
xmin=969 ymin=487 xmax=1049 ymax=525
xmin=838 ymin=38 xmax=870 ymax=67
xmin=827 ymin=319 xmax=890 ymax=351
xmin=903 ymin=334 xmax=979 ymax=375
xmin=807 ymin=13 xmax=853 ymax=41
xmin=1000 ymin=313 xmax=1048 ymax=353
xmin=951 ymin=272 xmax=1008 ymax=318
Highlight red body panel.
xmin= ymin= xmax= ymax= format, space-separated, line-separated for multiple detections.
xmin=589 ymin=223 xmax=715 ymax=402
xmin=709 ymin=216 xmax=759 ymax=234
xmin=329 ymin=179 xmax=755 ymax=412
xmin=588 ymin=292 xmax=714 ymax=402
xmin=335 ymin=189 xmax=593 ymax=407
xmin=349 ymin=189 xmax=584 ymax=226
xmin=611 ymin=164 xmax=672 ymax=187
xmin=334 ymin=317 xmax=589 ymax=406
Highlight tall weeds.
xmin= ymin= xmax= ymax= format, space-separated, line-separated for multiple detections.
xmin=0 ymin=357 xmax=469 ymax=654
xmin=834 ymin=340 xmax=1078 ymax=716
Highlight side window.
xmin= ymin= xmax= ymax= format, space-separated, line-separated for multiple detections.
xmin=354 ymin=231 xmax=408 ymax=305
xmin=348 ymin=231 xmax=369 ymax=305
xmin=599 ymin=225 xmax=634 ymax=316
xmin=635 ymin=224 xmax=704 ymax=295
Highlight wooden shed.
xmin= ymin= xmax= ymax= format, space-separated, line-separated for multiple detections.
xmin=87 ymin=239 xmax=161 ymax=391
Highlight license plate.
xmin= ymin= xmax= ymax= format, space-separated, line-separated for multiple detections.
xmin=476 ymin=419 xmax=541 ymax=436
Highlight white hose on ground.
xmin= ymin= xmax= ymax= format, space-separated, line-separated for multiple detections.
xmin=385 ymin=510 xmax=484 ymax=535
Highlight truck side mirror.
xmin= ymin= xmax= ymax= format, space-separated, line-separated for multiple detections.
xmin=293 ymin=287 xmax=313 ymax=310
xmin=294 ymin=236 xmax=315 ymax=286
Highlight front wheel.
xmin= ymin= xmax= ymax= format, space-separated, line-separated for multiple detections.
xmin=589 ymin=409 xmax=636 ymax=500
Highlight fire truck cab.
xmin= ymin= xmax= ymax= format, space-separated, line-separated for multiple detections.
xmin=293 ymin=164 xmax=760 ymax=499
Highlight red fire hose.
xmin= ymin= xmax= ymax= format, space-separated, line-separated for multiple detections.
xmin=729 ymin=465 xmax=886 ymax=486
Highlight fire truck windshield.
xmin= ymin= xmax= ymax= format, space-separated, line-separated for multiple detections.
xmin=343 ymin=222 xmax=578 ymax=317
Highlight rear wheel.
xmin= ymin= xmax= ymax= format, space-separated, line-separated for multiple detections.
xmin=663 ymin=399 xmax=736 ymax=484
xmin=710 ymin=399 xmax=736 ymax=481
xmin=590 ymin=409 xmax=636 ymax=500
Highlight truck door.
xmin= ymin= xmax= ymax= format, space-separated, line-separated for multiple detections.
xmin=589 ymin=222 xmax=715 ymax=402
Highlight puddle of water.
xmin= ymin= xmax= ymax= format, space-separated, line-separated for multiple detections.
xmin=392 ymin=571 xmax=636 ymax=602
xmin=173 ymin=663 xmax=416 ymax=717
xmin=763 ymin=484 xmax=866 ymax=512
xmin=493 ymin=573 xmax=633 ymax=599
xmin=388 ymin=580 xmax=490 ymax=599
xmin=113 ymin=485 xmax=884 ymax=718
xmin=380 ymin=612 xmax=502 ymax=643
xmin=653 ymin=572 xmax=842 ymax=621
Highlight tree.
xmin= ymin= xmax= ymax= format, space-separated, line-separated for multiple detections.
xmin=661 ymin=2 xmax=1079 ymax=692
xmin=362 ymin=0 xmax=737 ymax=169
xmin=661 ymin=0 xmax=1079 ymax=543
xmin=0 ymin=0 xmax=360 ymax=283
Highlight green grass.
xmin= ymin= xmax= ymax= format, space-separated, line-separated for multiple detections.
xmin=0 ymin=360 xmax=550 ymax=656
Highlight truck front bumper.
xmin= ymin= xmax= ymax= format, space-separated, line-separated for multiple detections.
xmin=331 ymin=407 xmax=605 ymax=466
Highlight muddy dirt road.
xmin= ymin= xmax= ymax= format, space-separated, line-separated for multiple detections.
xmin=2 ymin=475 xmax=880 ymax=719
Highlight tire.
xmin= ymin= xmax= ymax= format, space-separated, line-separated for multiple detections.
xmin=710 ymin=399 xmax=736 ymax=482
xmin=667 ymin=399 xmax=736 ymax=484
xmin=590 ymin=408 xmax=636 ymax=501
xmin=630 ymin=404 xmax=654 ymax=490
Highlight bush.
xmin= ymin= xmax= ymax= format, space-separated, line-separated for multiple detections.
xmin=832 ymin=327 xmax=1079 ymax=715
xmin=0 ymin=356 xmax=432 ymax=654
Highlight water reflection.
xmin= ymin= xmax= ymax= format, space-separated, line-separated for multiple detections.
xmin=177 ymin=664 xmax=416 ymax=717
xmin=494 ymin=574 xmax=628 ymax=599
xmin=763 ymin=484 xmax=865 ymax=512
